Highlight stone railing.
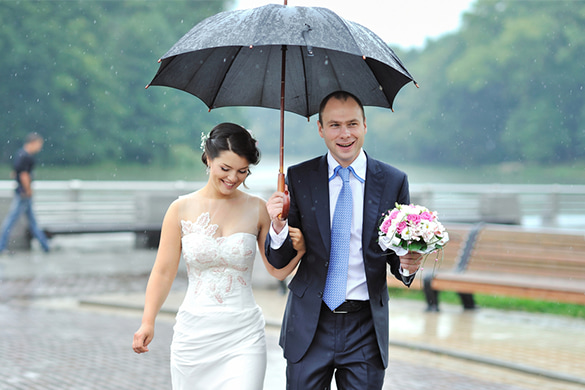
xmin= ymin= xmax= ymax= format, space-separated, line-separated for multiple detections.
xmin=1 ymin=180 xmax=584 ymax=250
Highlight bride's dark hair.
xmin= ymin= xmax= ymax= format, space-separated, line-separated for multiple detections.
xmin=201 ymin=123 xmax=260 ymax=168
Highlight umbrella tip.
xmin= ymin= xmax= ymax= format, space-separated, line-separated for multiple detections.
xmin=415 ymin=82 xmax=420 ymax=88
xmin=158 ymin=59 xmax=162 ymax=63
xmin=145 ymin=84 xmax=150 ymax=89
xmin=391 ymin=108 xmax=394 ymax=113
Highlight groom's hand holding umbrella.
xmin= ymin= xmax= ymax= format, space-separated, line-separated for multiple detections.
xmin=267 ymin=185 xmax=289 ymax=233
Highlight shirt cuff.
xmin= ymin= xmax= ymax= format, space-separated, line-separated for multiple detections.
xmin=269 ymin=221 xmax=289 ymax=249
xmin=399 ymin=266 xmax=417 ymax=278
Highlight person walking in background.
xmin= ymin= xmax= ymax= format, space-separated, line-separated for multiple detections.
xmin=132 ymin=123 xmax=305 ymax=389
xmin=265 ymin=91 xmax=423 ymax=390
xmin=0 ymin=132 xmax=50 ymax=254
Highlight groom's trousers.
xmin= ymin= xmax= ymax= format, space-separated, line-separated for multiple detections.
xmin=285 ymin=301 xmax=385 ymax=390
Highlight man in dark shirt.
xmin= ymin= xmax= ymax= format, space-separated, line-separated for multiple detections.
xmin=0 ymin=133 xmax=50 ymax=253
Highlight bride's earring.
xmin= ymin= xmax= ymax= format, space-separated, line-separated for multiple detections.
xmin=206 ymin=166 xmax=210 ymax=175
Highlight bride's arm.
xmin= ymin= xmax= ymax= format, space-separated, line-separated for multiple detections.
xmin=258 ymin=198 xmax=305 ymax=281
xmin=133 ymin=200 xmax=182 ymax=354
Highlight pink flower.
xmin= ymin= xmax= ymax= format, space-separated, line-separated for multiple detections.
xmin=389 ymin=209 xmax=400 ymax=221
xmin=407 ymin=214 xmax=421 ymax=225
xmin=380 ymin=218 xmax=393 ymax=234
xmin=420 ymin=211 xmax=434 ymax=221
xmin=396 ymin=221 xmax=408 ymax=234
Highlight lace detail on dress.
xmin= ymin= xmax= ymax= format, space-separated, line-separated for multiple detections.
xmin=181 ymin=212 xmax=218 ymax=238
xmin=180 ymin=212 xmax=256 ymax=304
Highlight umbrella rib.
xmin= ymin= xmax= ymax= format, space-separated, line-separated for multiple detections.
xmin=299 ymin=46 xmax=310 ymax=119
xmin=364 ymin=59 xmax=392 ymax=109
xmin=258 ymin=46 xmax=274 ymax=111
xmin=208 ymin=46 xmax=243 ymax=110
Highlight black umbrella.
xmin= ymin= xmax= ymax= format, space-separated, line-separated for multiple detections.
xmin=147 ymin=2 xmax=417 ymax=218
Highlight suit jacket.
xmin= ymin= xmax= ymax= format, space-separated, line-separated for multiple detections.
xmin=266 ymin=153 xmax=412 ymax=367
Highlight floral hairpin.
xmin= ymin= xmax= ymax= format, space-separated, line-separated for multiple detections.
xmin=200 ymin=132 xmax=209 ymax=151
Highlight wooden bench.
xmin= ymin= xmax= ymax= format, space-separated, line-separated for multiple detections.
xmin=427 ymin=223 xmax=585 ymax=310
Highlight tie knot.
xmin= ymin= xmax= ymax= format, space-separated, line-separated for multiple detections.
xmin=336 ymin=166 xmax=350 ymax=183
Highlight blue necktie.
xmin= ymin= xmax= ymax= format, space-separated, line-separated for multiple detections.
xmin=323 ymin=166 xmax=352 ymax=310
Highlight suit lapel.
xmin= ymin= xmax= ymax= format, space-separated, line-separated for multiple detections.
xmin=310 ymin=155 xmax=331 ymax=254
xmin=363 ymin=156 xmax=384 ymax=251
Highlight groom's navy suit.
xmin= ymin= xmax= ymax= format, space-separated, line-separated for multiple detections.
xmin=266 ymin=153 xmax=413 ymax=372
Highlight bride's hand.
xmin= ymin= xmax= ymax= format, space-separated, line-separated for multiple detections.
xmin=133 ymin=324 xmax=154 ymax=354
xmin=289 ymin=227 xmax=306 ymax=256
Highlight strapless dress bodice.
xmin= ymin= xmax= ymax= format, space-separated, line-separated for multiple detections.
xmin=179 ymin=213 xmax=258 ymax=311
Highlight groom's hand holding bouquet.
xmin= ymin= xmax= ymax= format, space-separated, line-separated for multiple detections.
xmin=378 ymin=203 xmax=450 ymax=277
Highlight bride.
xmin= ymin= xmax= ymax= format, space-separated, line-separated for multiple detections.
xmin=132 ymin=123 xmax=304 ymax=389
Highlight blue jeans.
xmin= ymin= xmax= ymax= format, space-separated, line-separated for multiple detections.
xmin=0 ymin=192 xmax=50 ymax=252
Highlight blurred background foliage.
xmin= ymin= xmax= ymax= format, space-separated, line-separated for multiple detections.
xmin=0 ymin=0 xmax=583 ymax=179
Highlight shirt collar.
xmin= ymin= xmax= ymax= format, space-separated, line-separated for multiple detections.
xmin=327 ymin=150 xmax=366 ymax=182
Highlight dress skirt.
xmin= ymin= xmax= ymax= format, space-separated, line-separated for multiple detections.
xmin=170 ymin=305 xmax=266 ymax=390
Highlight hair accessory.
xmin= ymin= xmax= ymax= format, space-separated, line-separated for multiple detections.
xmin=200 ymin=132 xmax=209 ymax=151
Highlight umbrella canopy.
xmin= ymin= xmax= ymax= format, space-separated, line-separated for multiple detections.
xmin=147 ymin=3 xmax=416 ymax=218
xmin=148 ymin=3 xmax=416 ymax=118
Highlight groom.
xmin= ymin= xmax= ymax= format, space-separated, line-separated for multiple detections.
xmin=266 ymin=90 xmax=422 ymax=389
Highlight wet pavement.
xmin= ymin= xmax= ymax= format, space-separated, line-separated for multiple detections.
xmin=1 ymin=233 xmax=584 ymax=390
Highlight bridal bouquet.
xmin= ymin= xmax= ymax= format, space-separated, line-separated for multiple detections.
xmin=378 ymin=203 xmax=449 ymax=275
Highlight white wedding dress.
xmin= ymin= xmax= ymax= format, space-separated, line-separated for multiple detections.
xmin=170 ymin=201 xmax=266 ymax=390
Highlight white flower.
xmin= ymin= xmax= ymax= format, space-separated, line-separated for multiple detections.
xmin=421 ymin=228 xmax=435 ymax=243
xmin=401 ymin=227 xmax=414 ymax=241
xmin=436 ymin=231 xmax=450 ymax=246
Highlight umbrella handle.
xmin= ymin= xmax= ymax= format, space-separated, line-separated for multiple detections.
xmin=277 ymin=173 xmax=290 ymax=220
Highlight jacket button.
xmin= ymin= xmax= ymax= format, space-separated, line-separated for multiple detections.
xmin=324 ymin=262 xmax=328 ymax=267
xmin=318 ymin=291 xmax=323 ymax=298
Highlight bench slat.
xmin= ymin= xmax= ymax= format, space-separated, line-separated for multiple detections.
xmin=432 ymin=273 xmax=585 ymax=305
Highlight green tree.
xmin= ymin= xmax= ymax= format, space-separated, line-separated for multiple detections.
xmin=444 ymin=0 xmax=585 ymax=164
xmin=2 ymin=0 xmax=584 ymax=169
xmin=371 ymin=0 xmax=585 ymax=167
xmin=0 ymin=0 xmax=238 ymax=166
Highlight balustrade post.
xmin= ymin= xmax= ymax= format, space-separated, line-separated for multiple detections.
xmin=543 ymin=191 xmax=560 ymax=227
xmin=68 ymin=180 xmax=82 ymax=223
